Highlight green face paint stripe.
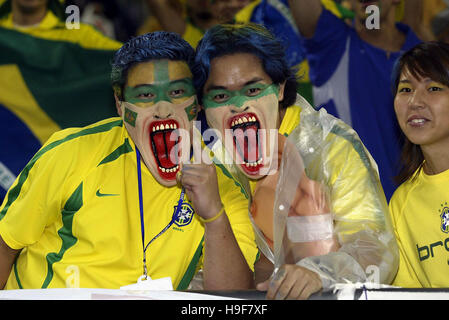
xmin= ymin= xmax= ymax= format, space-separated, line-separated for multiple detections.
xmin=124 ymin=82 xmax=195 ymax=105
xmin=123 ymin=85 xmax=157 ymax=104
xmin=154 ymin=59 xmax=170 ymax=83
xmin=42 ymin=181 xmax=83 ymax=288
xmin=203 ymin=84 xmax=279 ymax=109
xmin=176 ymin=237 xmax=204 ymax=290
xmin=0 ymin=119 xmax=123 ymax=221
xmin=152 ymin=60 xmax=172 ymax=103
xmin=124 ymin=107 xmax=137 ymax=126
xmin=98 ymin=138 xmax=133 ymax=166
xmin=124 ymin=60 xmax=195 ymax=104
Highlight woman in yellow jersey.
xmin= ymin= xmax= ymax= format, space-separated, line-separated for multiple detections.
xmin=390 ymin=41 xmax=449 ymax=288
xmin=0 ymin=31 xmax=258 ymax=290
xmin=194 ymin=23 xmax=397 ymax=299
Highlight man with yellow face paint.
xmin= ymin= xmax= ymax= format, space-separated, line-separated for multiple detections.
xmin=194 ymin=23 xmax=398 ymax=299
xmin=0 ymin=31 xmax=258 ymax=291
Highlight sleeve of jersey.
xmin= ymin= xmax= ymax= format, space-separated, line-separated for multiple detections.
xmin=302 ymin=9 xmax=349 ymax=87
xmin=0 ymin=130 xmax=78 ymax=250
xmin=284 ymin=100 xmax=399 ymax=290
xmin=215 ymin=166 xmax=259 ymax=272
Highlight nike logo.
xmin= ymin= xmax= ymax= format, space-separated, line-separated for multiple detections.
xmin=96 ymin=189 xmax=119 ymax=197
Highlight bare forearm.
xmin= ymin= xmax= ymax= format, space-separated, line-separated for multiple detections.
xmin=0 ymin=235 xmax=19 ymax=289
xmin=288 ymin=0 xmax=323 ymax=38
xmin=202 ymin=213 xmax=254 ymax=290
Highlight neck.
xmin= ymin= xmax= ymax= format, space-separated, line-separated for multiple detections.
xmin=12 ymin=3 xmax=47 ymax=26
xmin=422 ymin=144 xmax=449 ymax=175
xmin=355 ymin=11 xmax=405 ymax=53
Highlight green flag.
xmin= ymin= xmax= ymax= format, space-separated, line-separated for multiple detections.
xmin=0 ymin=26 xmax=119 ymax=199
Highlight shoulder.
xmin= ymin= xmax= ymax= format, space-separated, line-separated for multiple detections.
xmin=389 ymin=174 xmax=419 ymax=221
xmin=390 ymin=174 xmax=419 ymax=206
xmin=38 ymin=117 xmax=125 ymax=165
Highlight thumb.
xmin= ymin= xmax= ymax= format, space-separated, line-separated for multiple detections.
xmin=256 ymin=279 xmax=270 ymax=291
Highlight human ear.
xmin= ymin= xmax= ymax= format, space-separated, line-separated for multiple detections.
xmin=114 ymin=93 xmax=122 ymax=117
xmin=278 ymin=81 xmax=286 ymax=102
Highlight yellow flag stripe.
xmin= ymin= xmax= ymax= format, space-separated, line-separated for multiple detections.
xmin=0 ymin=64 xmax=60 ymax=144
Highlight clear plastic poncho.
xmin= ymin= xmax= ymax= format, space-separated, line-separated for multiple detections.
xmin=210 ymin=95 xmax=398 ymax=291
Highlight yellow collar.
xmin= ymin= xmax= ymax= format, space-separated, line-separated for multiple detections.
xmin=279 ymin=104 xmax=302 ymax=136
xmin=1 ymin=10 xmax=62 ymax=30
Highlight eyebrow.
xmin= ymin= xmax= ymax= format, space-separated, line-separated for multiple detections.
xmin=205 ymin=77 xmax=265 ymax=92
xmin=128 ymin=77 xmax=193 ymax=89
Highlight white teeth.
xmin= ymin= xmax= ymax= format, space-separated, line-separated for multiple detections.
xmin=152 ymin=123 xmax=178 ymax=132
xmin=243 ymin=160 xmax=262 ymax=167
xmin=410 ymin=118 xmax=425 ymax=124
xmin=231 ymin=116 xmax=258 ymax=128
xmin=159 ymin=165 xmax=179 ymax=173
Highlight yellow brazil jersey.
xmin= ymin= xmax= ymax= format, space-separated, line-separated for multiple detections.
xmin=389 ymin=167 xmax=449 ymax=288
xmin=0 ymin=117 xmax=257 ymax=289
xmin=0 ymin=10 xmax=121 ymax=50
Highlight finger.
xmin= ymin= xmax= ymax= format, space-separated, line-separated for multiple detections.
xmin=176 ymin=162 xmax=184 ymax=185
xmin=274 ymin=270 xmax=301 ymax=300
xmin=256 ymin=279 xmax=270 ymax=292
xmin=266 ymin=268 xmax=286 ymax=300
xmin=180 ymin=173 xmax=204 ymax=187
xmin=288 ymin=278 xmax=308 ymax=300
xmin=297 ymin=279 xmax=322 ymax=300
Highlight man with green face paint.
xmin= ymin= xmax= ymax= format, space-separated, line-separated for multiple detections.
xmin=0 ymin=31 xmax=258 ymax=291
xmin=194 ymin=23 xmax=399 ymax=300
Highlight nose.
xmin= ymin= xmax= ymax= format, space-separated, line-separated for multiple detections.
xmin=153 ymin=101 xmax=174 ymax=119
xmin=408 ymin=88 xmax=425 ymax=110
xmin=230 ymin=105 xmax=250 ymax=114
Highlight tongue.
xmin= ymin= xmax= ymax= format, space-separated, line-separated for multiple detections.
xmin=151 ymin=130 xmax=179 ymax=168
xmin=233 ymin=124 xmax=259 ymax=163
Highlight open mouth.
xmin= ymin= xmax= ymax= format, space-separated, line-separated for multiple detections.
xmin=229 ymin=112 xmax=263 ymax=175
xmin=150 ymin=119 xmax=181 ymax=180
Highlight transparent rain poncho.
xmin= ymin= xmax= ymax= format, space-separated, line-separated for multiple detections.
xmin=209 ymin=95 xmax=399 ymax=291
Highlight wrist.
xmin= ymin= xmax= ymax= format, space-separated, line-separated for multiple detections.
xmin=197 ymin=204 xmax=225 ymax=224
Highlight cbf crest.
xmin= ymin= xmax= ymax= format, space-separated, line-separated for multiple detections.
xmin=174 ymin=202 xmax=195 ymax=227
xmin=440 ymin=203 xmax=449 ymax=234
